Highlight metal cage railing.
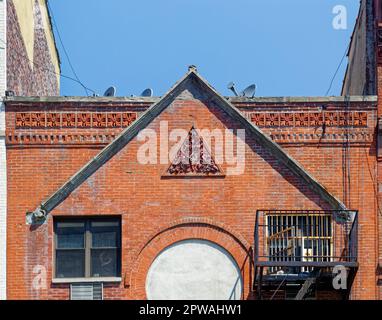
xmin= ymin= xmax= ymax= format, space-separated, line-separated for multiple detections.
xmin=254 ymin=210 xmax=358 ymax=274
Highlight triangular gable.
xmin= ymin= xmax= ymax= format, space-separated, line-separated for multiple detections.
xmin=27 ymin=67 xmax=346 ymax=223
xmin=163 ymin=126 xmax=224 ymax=177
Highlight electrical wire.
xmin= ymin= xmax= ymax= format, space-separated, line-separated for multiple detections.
xmin=0 ymin=37 xmax=97 ymax=95
xmin=46 ymin=1 xmax=89 ymax=96
xmin=325 ymin=44 xmax=350 ymax=96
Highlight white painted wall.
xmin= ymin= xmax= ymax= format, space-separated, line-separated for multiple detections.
xmin=0 ymin=0 xmax=7 ymax=301
xmin=146 ymin=239 xmax=243 ymax=300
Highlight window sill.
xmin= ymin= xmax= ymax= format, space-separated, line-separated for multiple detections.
xmin=52 ymin=277 xmax=122 ymax=284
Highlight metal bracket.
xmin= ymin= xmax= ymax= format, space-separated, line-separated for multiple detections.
xmin=334 ymin=210 xmax=356 ymax=224
xmin=26 ymin=206 xmax=47 ymax=225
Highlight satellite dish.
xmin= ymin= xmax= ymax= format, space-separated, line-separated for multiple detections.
xmin=104 ymin=86 xmax=116 ymax=97
xmin=242 ymin=84 xmax=257 ymax=98
xmin=227 ymin=82 xmax=239 ymax=97
xmin=141 ymin=88 xmax=153 ymax=97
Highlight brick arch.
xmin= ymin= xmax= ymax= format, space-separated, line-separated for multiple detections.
xmin=137 ymin=217 xmax=251 ymax=255
xmin=127 ymin=218 xmax=253 ymax=300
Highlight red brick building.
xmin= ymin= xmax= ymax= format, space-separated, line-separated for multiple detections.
xmin=0 ymin=0 xmax=60 ymax=300
xmin=6 ymin=0 xmax=60 ymax=96
xmin=4 ymin=0 xmax=382 ymax=300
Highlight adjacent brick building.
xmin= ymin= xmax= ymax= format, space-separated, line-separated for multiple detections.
xmin=3 ymin=0 xmax=382 ymax=300
xmin=6 ymin=0 xmax=60 ymax=96
xmin=0 ymin=0 xmax=59 ymax=300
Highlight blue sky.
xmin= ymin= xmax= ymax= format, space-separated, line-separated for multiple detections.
xmin=49 ymin=0 xmax=359 ymax=97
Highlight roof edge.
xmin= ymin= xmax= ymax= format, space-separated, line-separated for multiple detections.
xmin=4 ymin=95 xmax=377 ymax=104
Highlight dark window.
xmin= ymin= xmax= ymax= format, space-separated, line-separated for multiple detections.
xmin=54 ymin=217 xmax=121 ymax=279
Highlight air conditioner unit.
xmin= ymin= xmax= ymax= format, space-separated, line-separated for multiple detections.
xmin=70 ymin=283 xmax=103 ymax=300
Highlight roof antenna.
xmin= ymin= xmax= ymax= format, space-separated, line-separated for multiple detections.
xmin=104 ymin=86 xmax=116 ymax=97
xmin=227 ymin=82 xmax=239 ymax=96
xmin=141 ymin=88 xmax=153 ymax=97
xmin=242 ymin=84 xmax=257 ymax=98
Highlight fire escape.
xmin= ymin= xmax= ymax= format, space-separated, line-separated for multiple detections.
xmin=253 ymin=210 xmax=358 ymax=300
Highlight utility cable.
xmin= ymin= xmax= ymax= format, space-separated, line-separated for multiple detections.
xmin=47 ymin=1 xmax=89 ymax=96
xmin=0 ymin=38 xmax=97 ymax=95
xmin=325 ymin=44 xmax=350 ymax=96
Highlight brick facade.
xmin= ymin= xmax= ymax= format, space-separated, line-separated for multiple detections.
xmin=0 ymin=0 xmax=60 ymax=300
xmin=4 ymin=77 xmax=380 ymax=299
xmin=372 ymin=0 xmax=382 ymax=300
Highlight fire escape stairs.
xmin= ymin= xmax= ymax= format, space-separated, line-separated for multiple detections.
xmin=294 ymin=269 xmax=321 ymax=300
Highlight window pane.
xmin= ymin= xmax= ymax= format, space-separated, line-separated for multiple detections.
xmin=91 ymin=225 xmax=119 ymax=248
xmin=92 ymin=230 xmax=118 ymax=248
xmin=91 ymin=249 xmax=119 ymax=277
xmin=91 ymin=221 xmax=119 ymax=227
xmin=56 ymin=250 xmax=85 ymax=278
xmin=56 ymin=222 xmax=85 ymax=249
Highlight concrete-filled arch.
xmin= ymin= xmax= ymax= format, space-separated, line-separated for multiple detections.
xmin=145 ymin=239 xmax=243 ymax=300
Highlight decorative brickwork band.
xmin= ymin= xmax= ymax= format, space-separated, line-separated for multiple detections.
xmin=15 ymin=112 xmax=137 ymax=129
xmin=249 ymin=111 xmax=368 ymax=127
xmin=7 ymin=133 xmax=119 ymax=146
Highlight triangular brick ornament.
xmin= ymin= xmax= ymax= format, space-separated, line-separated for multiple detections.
xmin=164 ymin=127 xmax=224 ymax=177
